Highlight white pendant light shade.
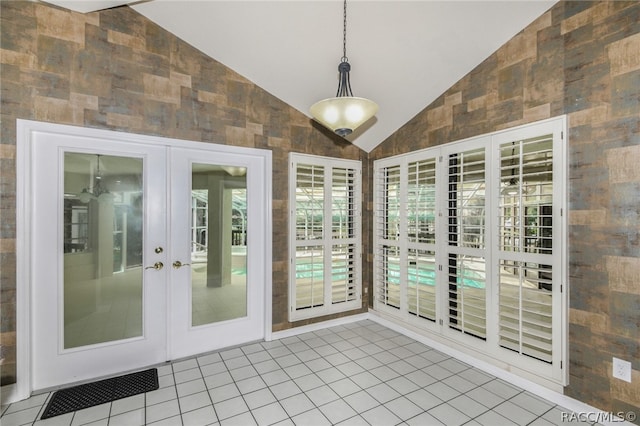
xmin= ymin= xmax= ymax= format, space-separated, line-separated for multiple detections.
xmin=310 ymin=0 xmax=377 ymax=138
xmin=78 ymin=188 xmax=94 ymax=203
xmin=222 ymin=166 xmax=247 ymax=177
xmin=310 ymin=96 xmax=378 ymax=137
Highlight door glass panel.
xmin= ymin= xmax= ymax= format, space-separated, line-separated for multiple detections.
xmin=63 ymin=153 xmax=143 ymax=349
xmin=191 ymin=164 xmax=247 ymax=326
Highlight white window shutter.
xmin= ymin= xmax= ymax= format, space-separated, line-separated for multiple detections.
xmin=289 ymin=154 xmax=362 ymax=321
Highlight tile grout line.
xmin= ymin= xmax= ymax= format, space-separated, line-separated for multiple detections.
xmin=186 ymin=324 xmax=517 ymax=420
xmin=523 ymin=404 xmax=561 ymax=426
xmin=170 ymin=362 xmax=183 ymax=426
xmin=312 ymin=328 xmax=511 ymax=425
xmin=221 ymin=343 xmax=276 ymax=425
xmin=270 ymin=335 xmax=328 ymax=425
xmin=29 ymin=392 xmax=51 ymax=426
xmin=194 ymin=353 xmax=220 ymax=425
xmin=142 ymin=384 xmax=148 ymax=426
xmin=279 ymin=332 xmax=361 ymax=424
xmin=294 ymin=327 xmax=409 ymax=424
xmin=3 ymin=321 xmax=574 ymax=426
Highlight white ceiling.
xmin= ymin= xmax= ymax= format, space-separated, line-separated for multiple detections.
xmin=46 ymin=0 xmax=555 ymax=152
xmin=45 ymin=0 xmax=131 ymax=13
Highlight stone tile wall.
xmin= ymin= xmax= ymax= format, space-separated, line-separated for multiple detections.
xmin=0 ymin=1 xmax=369 ymax=386
xmin=370 ymin=0 xmax=640 ymax=419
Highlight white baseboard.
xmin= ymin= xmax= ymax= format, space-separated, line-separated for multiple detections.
xmin=269 ymin=313 xmax=370 ymax=341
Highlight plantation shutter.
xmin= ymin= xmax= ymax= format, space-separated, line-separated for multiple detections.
xmin=294 ymin=164 xmax=325 ymax=310
xmin=290 ymin=154 xmax=361 ymax=321
xmin=331 ymin=167 xmax=358 ymax=305
xmin=498 ymin=134 xmax=554 ymax=363
xmin=446 ymin=147 xmax=487 ymax=339
xmin=375 ymin=164 xmax=401 ymax=310
xmin=407 ymin=158 xmax=437 ymax=322
xmin=372 ymin=117 xmax=566 ymax=384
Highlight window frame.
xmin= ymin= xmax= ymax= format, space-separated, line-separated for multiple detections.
xmin=289 ymin=153 xmax=362 ymax=322
xmin=373 ymin=116 xmax=567 ymax=386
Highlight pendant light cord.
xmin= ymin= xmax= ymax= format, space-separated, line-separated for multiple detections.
xmin=342 ymin=0 xmax=348 ymax=62
xmin=336 ymin=0 xmax=353 ymax=97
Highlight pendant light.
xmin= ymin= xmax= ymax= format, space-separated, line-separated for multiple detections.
xmin=310 ymin=0 xmax=378 ymax=137
xmin=78 ymin=154 xmax=113 ymax=203
xmin=501 ymin=141 xmax=535 ymax=196
xmin=502 ymin=142 xmax=521 ymax=196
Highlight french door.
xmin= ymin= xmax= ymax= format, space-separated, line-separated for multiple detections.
xmin=26 ymin=123 xmax=270 ymax=391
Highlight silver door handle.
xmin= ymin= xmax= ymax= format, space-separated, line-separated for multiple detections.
xmin=145 ymin=262 xmax=164 ymax=270
xmin=172 ymin=260 xmax=191 ymax=269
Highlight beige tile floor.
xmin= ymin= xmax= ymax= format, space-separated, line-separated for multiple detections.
xmin=1 ymin=320 xmax=590 ymax=426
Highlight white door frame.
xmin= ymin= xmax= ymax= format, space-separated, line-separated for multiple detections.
xmin=13 ymin=119 xmax=273 ymax=403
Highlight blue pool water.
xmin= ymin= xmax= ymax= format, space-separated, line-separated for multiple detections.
xmin=293 ymin=262 xmax=484 ymax=289
xmin=386 ymin=265 xmax=485 ymax=289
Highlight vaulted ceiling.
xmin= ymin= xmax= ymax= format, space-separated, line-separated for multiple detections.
xmin=45 ymin=0 xmax=555 ymax=152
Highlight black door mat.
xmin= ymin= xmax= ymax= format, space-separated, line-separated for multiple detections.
xmin=41 ymin=368 xmax=159 ymax=419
